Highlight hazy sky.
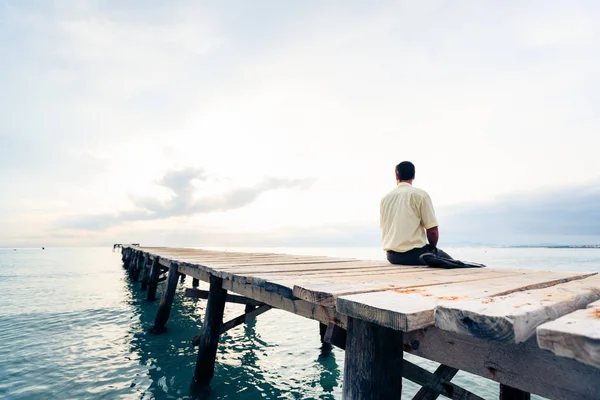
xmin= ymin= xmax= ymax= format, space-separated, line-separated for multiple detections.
xmin=1 ymin=1 xmax=599 ymax=247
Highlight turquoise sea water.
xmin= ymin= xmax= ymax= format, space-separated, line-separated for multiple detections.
xmin=1 ymin=246 xmax=599 ymax=399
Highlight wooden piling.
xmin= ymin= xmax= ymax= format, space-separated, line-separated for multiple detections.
xmin=193 ymin=275 xmax=228 ymax=386
xmin=343 ymin=317 xmax=404 ymax=400
xmin=128 ymin=251 xmax=138 ymax=278
xmin=140 ymin=253 xmax=150 ymax=290
xmin=132 ymin=251 xmax=144 ymax=282
xmin=146 ymin=257 xmax=161 ymax=301
xmin=319 ymin=323 xmax=328 ymax=342
xmin=151 ymin=262 xmax=180 ymax=334
xmin=500 ymin=384 xmax=530 ymax=400
xmin=192 ymin=278 xmax=200 ymax=287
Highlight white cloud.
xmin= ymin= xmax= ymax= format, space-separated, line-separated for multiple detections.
xmin=2 ymin=1 xmax=600 ymax=247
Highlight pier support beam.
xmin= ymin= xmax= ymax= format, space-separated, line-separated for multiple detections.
xmin=343 ymin=317 xmax=404 ymax=400
xmin=193 ymin=275 xmax=228 ymax=387
xmin=146 ymin=257 xmax=161 ymax=301
xmin=192 ymin=278 xmax=200 ymax=287
xmin=128 ymin=251 xmax=138 ymax=278
xmin=500 ymin=384 xmax=530 ymax=400
xmin=132 ymin=252 xmax=144 ymax=282
xmin=151 ymin=262 xmax=179 ymax=334
xmin=140 ymin=253 xmax=150 ymax=290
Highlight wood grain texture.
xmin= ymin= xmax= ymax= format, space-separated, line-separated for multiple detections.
xmin=536 ymin=299 xmax=600 ymax=368
xmin=343 ymin=317 xmax=403 ymax=400
xmin=403 ymin=327 xmax=600 ymax=400
xmin=336 ymin=271 xmax=595 ymax=331
xmin=435 ymin=274 xmax=600 ymax=343
xmin=223 ymin=276 xmax=347 ymax=328
xmin=294 ymin=268 xmax=524 ymax=306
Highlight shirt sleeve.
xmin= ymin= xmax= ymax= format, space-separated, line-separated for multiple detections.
xmin=420 ymin=193 xmax=439 ymax=229
xmin=380 ymin=198 xmax=384 ymax=229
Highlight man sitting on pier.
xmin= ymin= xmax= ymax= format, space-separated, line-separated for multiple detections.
xmin=380 ymin=161 xmax=452 ymax=265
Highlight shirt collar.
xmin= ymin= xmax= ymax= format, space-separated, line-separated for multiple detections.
xmin=397 ymin=182 xmax=412 ymax=186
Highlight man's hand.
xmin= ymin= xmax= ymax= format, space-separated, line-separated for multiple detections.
xmin=426 ymin=226 xmax=439 ymax=248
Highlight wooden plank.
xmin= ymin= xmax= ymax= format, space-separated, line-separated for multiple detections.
xmin=184 ymin=288 xmax=263 ymax=307
xmin=343 ymin=317 xmax=404 ymax=400
xmin=435 ymin=274 xmax=600 ymax=343
xmin=412 ymin=364 xmax=459 ymax=400
xmin=293 ymin=268 xmax=525 ymax=306
xmin=536 ymin=299 xmax=600 ymax=368
xmin=223 ymin=277 xmax=347 ymax=328
xmin=403 ymin=327 xmax=600 ymax=400
xmin=336 ymin=271 xmax=595 ymax=331
xmin=215 ymin=263 xmax=421 ymax=278
xmin=224 ymin=266 xmax=436 ymax=299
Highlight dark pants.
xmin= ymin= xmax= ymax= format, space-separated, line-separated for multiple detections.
xmin=387 ymin=245 xmax=452 ymax=266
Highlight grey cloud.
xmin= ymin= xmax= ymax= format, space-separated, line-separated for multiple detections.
xmin=441 ymin=181 xmax=600 ymax=245
xmin=60 ymin=168 xmax=316 ymax=231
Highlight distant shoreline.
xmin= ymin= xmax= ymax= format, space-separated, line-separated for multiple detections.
xmin=508 ymin=245 xmax=600 ymax=249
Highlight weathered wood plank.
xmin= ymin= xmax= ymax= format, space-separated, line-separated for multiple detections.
xmin=294 ymin=268 xmax=524 ymax=306
xmin=343 ymin=317 xmax=404 ymax=400
xmin=435 ymin=274 xmax=600 ymax=343
xmin=403 ymin=327 xmax=600 ymax=400
xmin=536 ymin=299 xmax=600 ymax=368
xmin=336 ymin=271 xmax=595 ymax=331
xmin=184 ymin=288 xmax=263 ymax=307
xmin=223 ymin=277 xmax=347 ymax=328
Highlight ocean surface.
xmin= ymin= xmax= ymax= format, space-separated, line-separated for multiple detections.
xmin=1 ymin=246 xmax=599 ymax=400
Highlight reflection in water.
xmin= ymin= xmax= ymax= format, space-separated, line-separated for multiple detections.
xmin=124 ymin=273 xmax=343 ymax=399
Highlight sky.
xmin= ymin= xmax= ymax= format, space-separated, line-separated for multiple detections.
xmin=1 ymin=0 xmax=600 ymax=248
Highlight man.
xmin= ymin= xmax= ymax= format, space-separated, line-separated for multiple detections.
xmin=380 ymin=161 xmax=452 ymax=265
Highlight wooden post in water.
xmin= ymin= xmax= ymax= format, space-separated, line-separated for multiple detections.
xmin=146 ymin=257 xmax=161 ymax=301
xmin=132 ymin=251 xmax=144 ymax=282
xmin=128 ymin=251 xmax=138 ymax=278
xmin=343 ymin=317 xmax=404 ymax=400
xmin=151 ymin=262 xmax=180 ymax=334
xmin=193 ymin=275 xmax=228 ymax=386
xmin=123 ymin=248 xmax=131 ymax=268
xmin=500 ymin=384 xmax=530 ymax=400
xmin=140 ymin=253 xmax=150 ymax=291
xmin=192 ymin=278 xmax=200 ymax=287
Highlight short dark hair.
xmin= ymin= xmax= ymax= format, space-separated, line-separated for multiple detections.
xmin=396 ymin=161 xmax=415 ymax=180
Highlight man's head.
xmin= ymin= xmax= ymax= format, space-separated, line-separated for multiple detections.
xmin=395 ymin=161 xmax=415 ymax=183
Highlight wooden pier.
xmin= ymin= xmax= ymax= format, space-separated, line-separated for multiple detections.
xmin=118 ymin=245 xmax=600 ymax=399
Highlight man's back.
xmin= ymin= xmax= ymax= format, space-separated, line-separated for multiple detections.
xmin=380 ymin=183 xmax=438 ymax=253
